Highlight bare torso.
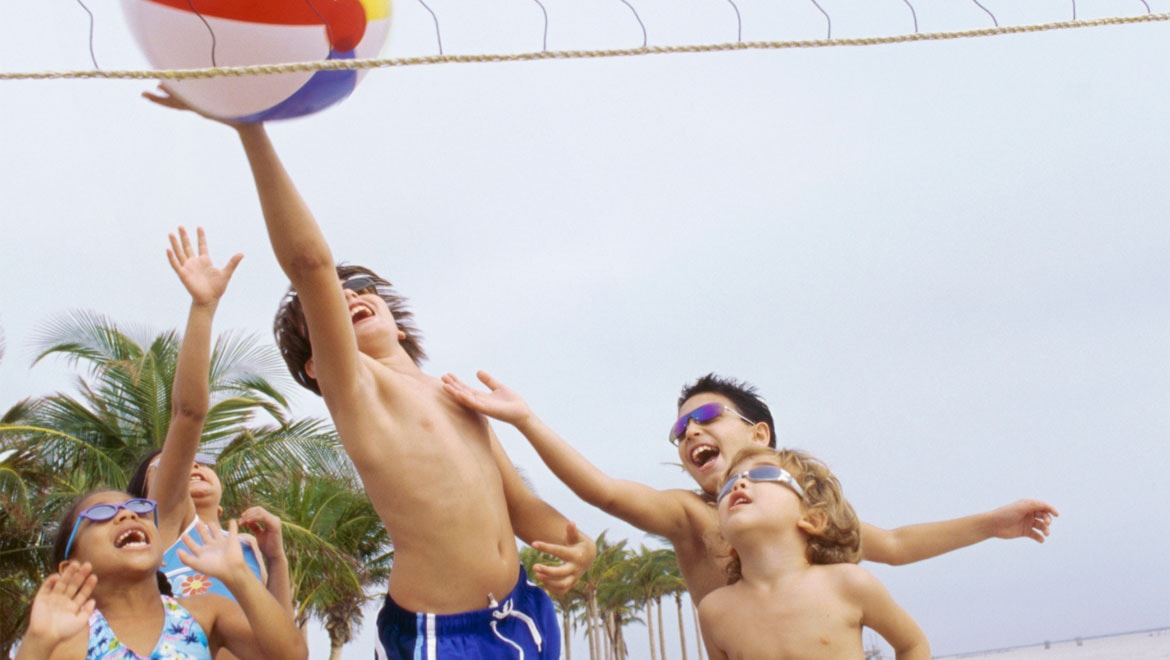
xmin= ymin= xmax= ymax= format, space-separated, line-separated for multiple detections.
xmin=327 ymin=362 xmax=521 ymax=613
xmin=699 ymin=565 xmax=866 ymax=659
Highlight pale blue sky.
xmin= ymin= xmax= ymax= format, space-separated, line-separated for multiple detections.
xmin=3 ymin=1 xmax=1168 ymax=657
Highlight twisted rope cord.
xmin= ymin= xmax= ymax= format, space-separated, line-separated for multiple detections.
xmin=3 ymin=11 xmax=1166 ymax=81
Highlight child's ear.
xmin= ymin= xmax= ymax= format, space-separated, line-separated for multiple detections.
xmin=304 ymin=358 xmax=316 ymax=380
xmin=750 ymin=422 xmax=771 ymax=447
xmin=398 ymin=329 xmax=407 ymax=341
xmin=798 ymin=510 xmax=828 ymax=536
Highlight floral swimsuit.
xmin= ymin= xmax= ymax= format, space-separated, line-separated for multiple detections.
xmin=87 ymin=595 xmax=210 ymax=660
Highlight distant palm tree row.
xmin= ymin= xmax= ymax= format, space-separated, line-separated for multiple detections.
xmin=0 ymin=313 xmax=703 ymax=659
xmin=522 ymin=536 xmax=706 ymax=660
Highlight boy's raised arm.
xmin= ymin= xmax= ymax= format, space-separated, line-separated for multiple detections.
xmin=442 ymin=371 xmax=694 ymax=540
xmin=145 ymin=88 xmax=363 ymax=398
xmin=860 ymin=498 xmax=1059 ymax=565
xmin=233 ymin=124 xmax=371 ymax=401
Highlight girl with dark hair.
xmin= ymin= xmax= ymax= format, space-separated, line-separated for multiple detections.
xmin=16 ymin=490 xmax=306 ymax=660
xmin=127 ymin=228 xmax=290 ymax=613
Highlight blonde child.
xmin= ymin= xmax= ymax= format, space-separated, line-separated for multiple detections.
xmin=698 ymin=446 xmax=929 ymax=660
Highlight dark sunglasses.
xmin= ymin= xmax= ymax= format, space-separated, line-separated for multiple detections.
xmin=716 ymin=465 xmax=805 ymax=503
xmin=63 ymin=498 xmax=158 ymax=559
xmin=343 ymin=277 xmax=380 ymax=296
xmin=669 ymin=402 xmax=755 ymax=445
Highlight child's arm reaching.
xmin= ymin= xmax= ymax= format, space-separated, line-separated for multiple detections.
xmin=15 ymin=563 xmax=96 ymax=660
xmin=442 ymin=371 xmax=695 ymax=542
xmin=179 ymin=521 xmax=307 ymax=660
xmin=150 ymin=227 xmax=242 ymax=543
xmin=860 ymin=498 xmax=1059 ymax=566
xmin=145 ymin=88 xmax=364 ymax=406
xmin=485 ymin=422 xmax=596 ymax=594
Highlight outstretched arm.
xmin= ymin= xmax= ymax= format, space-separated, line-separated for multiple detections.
xmin=485 ymin=422 xmax=596 ymax=595
xmin=442 ymin=371 xmax=694 ymax=541
xmin=150 ymin=227 xmax=242 ymax=545
xmin=861 ymin=499 xmax=1059 ymax=565
xmin=145 ymin=88 xmax=363 ymax=401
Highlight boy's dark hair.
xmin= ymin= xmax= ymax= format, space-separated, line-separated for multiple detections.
xmin=678 ymin=373 xmax=776 ymax=448
xmin=274 ymin=264 xmax=427 ymax=395
xmin=126 ymin=449 xmax=163 ymax=499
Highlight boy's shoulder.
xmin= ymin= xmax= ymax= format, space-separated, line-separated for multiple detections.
xmin=808 ymin=561 xmax=883 ymax=597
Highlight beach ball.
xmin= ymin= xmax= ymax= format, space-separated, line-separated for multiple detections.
xmin=121 ymin=0 xmax=391 ymax=122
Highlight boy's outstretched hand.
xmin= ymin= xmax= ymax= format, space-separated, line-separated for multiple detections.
xmin=441 ymin=371 xmax=534 ymax=428
xmin=530 ymin=522 xmax=597 ymax=596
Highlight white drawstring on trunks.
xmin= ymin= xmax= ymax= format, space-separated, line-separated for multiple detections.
xmin=489 ymin=596 xmax=543 ymax=658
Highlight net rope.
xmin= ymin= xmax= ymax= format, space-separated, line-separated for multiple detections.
xmin=2 ymin=11 xmax=1166 ymax=82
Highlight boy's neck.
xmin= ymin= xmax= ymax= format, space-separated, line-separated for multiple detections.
xmin=734 ymin=530 xmax=811 ymax=585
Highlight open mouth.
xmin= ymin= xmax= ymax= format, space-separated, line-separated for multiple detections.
xmin=727 ymin=492 xmax=751 ymax=509
xmin=349 ymin=303 xmax=375 ymax=324
xmin=114 ymin=528 xmax=150 ymax=549
xmin=689 ymin=444 xmax=720 ymax=469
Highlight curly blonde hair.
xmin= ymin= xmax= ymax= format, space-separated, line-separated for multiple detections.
xmin=723 ymin=446 xmax=861 ymax=584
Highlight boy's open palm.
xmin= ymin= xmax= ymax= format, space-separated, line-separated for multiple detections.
xmin=441 ymin=371 xmax=532 ymax=426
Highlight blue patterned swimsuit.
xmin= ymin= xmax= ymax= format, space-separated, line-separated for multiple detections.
xmin=87 ymin=595 xmax=210 ymax=660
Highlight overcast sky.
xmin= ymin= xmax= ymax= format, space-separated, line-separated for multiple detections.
xmin=3 ymin=1 xmax=1169 ymax=658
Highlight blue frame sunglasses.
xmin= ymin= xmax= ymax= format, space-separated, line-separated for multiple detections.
xmin=63 ymin=498 xmax=158 ymax=560
xmin=669 ymin=402 xmax=756 ymax=445
xmin=717 ymin=465 xmax=805 ymax=504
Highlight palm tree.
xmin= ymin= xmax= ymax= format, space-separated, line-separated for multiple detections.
xmin=0 ymin=311 xmax=388 ymax=655
xmin=597 ymin=556 xmax=641 ymax=660
xmin=630 ymin=545 xmax=677 ymax=660
xmin=667 ymin=566 xmax=690 ymax=660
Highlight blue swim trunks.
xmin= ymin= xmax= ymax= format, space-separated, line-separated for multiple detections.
xmin=376 ymin=566 xmax=559 ymax=660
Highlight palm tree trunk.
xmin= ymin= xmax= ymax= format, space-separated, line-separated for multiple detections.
xmin=675 ymin=594 xmax=688 ymax=660
xmin=656 ymin=596 xmax=667 ymax=659
xmin=587 ymin=592 xmax=602 ymax=660
xmin=562 ymin=607 xmax=572 ymax=660
xmin=329 ymin=643 xmax=343 ymax=660
xmin=691 ymin=598 xmax=705 ymax=660
xmin=646 ymin=598 xmax=658 ymax=660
